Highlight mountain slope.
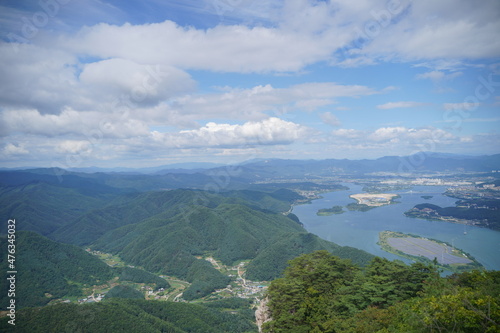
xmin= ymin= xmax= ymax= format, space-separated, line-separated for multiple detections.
xmin=0 ymin=299 xmax=257 ymax=333
xmin=0 ymin=182 xmax=120 ymax=236
xmin=0 ymin=231 xmax=115 ymax=308
xmin=90 ymin=194 xmax=373 ymax=298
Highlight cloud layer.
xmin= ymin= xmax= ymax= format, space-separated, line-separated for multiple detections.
xmin=0 ymin=0 xmax=499 ymax=166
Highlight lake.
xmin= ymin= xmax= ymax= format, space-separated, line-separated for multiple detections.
xmin=292 ymin=183 xmax=500 ymax=271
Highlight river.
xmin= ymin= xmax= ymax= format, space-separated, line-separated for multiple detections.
xmin=292 ymin=183 xmax=500 ymax=271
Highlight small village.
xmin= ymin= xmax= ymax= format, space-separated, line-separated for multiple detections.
xmin=52 ymin=250 xmax=268 ymax=306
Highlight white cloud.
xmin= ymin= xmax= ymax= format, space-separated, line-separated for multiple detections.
xmin=0 ymin=108 xmax=150 ymax=138
xmin=377 ymin=101 xmax=427 ymax=109
xmin=56 ymin=140 xmax=92 ymax=154
xmin=1 ymin=143 xmax=28 ymax=156
xmin=1 ymin=0 xmax=499 ymax=166
xmin=443 ymin=103 xmax=481 ymax=111
xmin=331 ymin=126 xmax=456 ymax=147
xmin=320 ymin=112 xmax=341 ymax=127
xmin=331 ymin=128 xmax=364 ymax=139
xmin=152 ymin=117 xmax=307 ymax=148
xmin=164 ymin=82 xmax=379 ymax=124
xmin=416 ymin=70 xmax=463 ymax=81
xmin=61 ymin=21 xmax=341 ymax=73
xmin=350 ymin=0 xmax=500 ymax=63
xmin=79 ymin=59 xmax=196 ymax=106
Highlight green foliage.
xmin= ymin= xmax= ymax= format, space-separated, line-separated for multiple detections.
xmin=264 ymin=251 xmax=359 ymax=332
xmin=90 ymin=196 xmax=371 ymax=298
xmin=317 ymin=205 xmax=344 ymax=216
xmin=0 ymin=182 xmax=113 ymax=236
xmin=346 ymin=202 xmax=374 ymax=212
xmin=204 ymin=297 xmax=253 ymax=309
xmin=118 ymin=267 xmax=170 ymax=289
xmin=105 ymin=285 xmax=144 ymax=299
xmin=220 ymin=189 xmax=301 ymax=213
xmin=0 ymin=299 xmax=257 ymax=333
xmin=263 ymin=251 xmax=438 ymax=333
xmin=52 ymin=189 xmax=223 ymax=245
xmin=408 ymin=201 xmax=500 ymax=230
xmin=0 ymin=231 xmax=115 ymax=309
xmin=264 ymin=251 xmax=500 ymax=333
xmin=0 ymin=180 xmax=373 ymax=302
xmin=246 ymin=233 xmax=373 ymax=281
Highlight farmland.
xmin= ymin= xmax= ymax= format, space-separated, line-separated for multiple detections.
xmin=378 ymin=231 xmax=482 ymax=272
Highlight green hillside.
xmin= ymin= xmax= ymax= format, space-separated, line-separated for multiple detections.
xmin=246 ymin=233 xmax=372 ymax=281
xmin=105 ymin=285 xmax=145 ymax=299
xmin=0 ymin=173 xmax=373 ymax=302
xmin=117 ymin=267 xmax=171 ymax=289
xmin=0 ymin=231 xmax=115 ymax=308
xmin=0 ymin=182 xmax=114 ymax=236
xmin=50 ymin=189 xmax=222 ymax=246
xmin=91 ymin=197 xmax=372 ymax=298
xmin=263 ymin=251 xmax=500 ymax=333
xmin=0 ymin=299 xmax=257 ymax=333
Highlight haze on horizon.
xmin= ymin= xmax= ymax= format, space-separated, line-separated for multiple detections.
xmin=0 ymin=0 xmax=499 ymax=169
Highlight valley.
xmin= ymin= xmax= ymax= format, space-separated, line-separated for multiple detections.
xmin=1 ymin=154 xmax=499 ymax=332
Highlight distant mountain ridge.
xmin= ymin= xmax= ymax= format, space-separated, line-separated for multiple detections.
xmin=216 ymin=153 xmax=500 ymax=180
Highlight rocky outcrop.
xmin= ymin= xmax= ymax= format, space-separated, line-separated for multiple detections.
xmin=255 ymin=297 xmax=272 ymax=333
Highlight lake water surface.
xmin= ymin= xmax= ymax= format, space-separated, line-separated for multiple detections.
xmin=292 ymin=183 xmax=500 ymax=271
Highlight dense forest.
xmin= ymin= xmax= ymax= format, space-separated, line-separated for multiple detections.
xmin=0 ymin=170 xmax=373 ymax=305
xmin=1 ymin=167 xmax=499 ymax=332
xmin=406 ymin=202 xmax=500 ymax=230
xmin=0 ymin=231 xmax=115 ymax=308
xmin=117 ymin=267 xmax=171 ymax=289
xmin=0 ymin=298 xmax=257 ymax=333
xmin=263 ymin=251 xmax=500 ymax=332
xmin=105 ymin=285 xmax=145 ymax=300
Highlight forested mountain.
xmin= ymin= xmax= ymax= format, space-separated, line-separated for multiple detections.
xmin=117 ymin=267 xmax=170 ymax=289
xmin=3 ymin=153 xmax=499 ymax=193
xmin=227 ymin=153 xmax=500 ymax=179
xmin=0 ymin=231 xmax=115 ymax=308
xmin=263 ymin=251 xmax=500 ymax=333
xmin=0 ymin=169 xmax=373 ymax=303
xmin=1 ymin=157 xmax=497 ymax=332
xmin=90 ymin=196 xmax=372 ymax=298
xmin=0 ymin=181 xmax=119 ymax=235
xmin=0 ymin=299 xmax=257 ymax=333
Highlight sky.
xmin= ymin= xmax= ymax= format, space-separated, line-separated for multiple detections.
xmin=0 ymin=0 xmax=499 ymax=168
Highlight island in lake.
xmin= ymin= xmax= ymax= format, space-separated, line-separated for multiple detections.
xmin=405 ymin=202 xmax=500 ymax=230
xmin=347 ymin=193 xmax=400 ymax=211
xmin=378 ymin=231 xmax=482 ymax=273
xmin=421 ymin=195 xmax=433 ymax=200
xmin=317 ymin=205 xmax=344 ymax=216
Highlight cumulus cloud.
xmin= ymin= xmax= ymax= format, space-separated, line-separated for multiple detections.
xmin=60 ymin=21 xmax=341 ymax=73
xmin=0 ymin=109 xmax=150 ymax=138
xmin=320 ymin=112 xmax=341 ymax=127
xmin=349 ymin=0 xmax=500 ymax=63
xmin=1 ymin=0 xmax=499 ymax=166
xmin=48 ymin=0 xmax=497 ymax=73
xmin=1 ymin=143 xmax=29 ymax=156
xmin=163 ymin=82 xmax=379 ymax=124
xmin=0 ymin=43 xmax=196 ymax=115
xmin=152 ymin=117 xmax=306 ymax=148
xmin=377 ymin=101 xmax=427 ymax=109
xmin=79 ymin=59 xmax=196 ymax=106
xmin=56 ymin=140 xmax=92 ymax=154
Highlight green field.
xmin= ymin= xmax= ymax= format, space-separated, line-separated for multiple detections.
xmin=378 ymin=231 xmax=482 ymax=272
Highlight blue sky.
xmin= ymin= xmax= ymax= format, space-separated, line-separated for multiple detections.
xmin=0 ymin=0 xmax=499 ymax=168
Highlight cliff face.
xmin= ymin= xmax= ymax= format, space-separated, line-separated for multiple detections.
xmin=255 ymin=297 xmax=272 ymax=332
